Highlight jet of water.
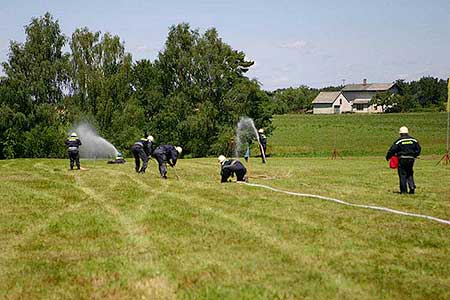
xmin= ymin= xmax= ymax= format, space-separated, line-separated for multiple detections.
xmin=70 ymin=123 xmax=118 ymax=159
xmin=235 ymin=117 xmax=265 ymax=162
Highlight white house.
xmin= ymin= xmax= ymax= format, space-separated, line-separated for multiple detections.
xmin=312 ymin=79 xmax=398 ymax=114
xmin=341 ymin=80 xmax=398 ymax=113
xmin=312 ymin=91 xmax=352 ymax=114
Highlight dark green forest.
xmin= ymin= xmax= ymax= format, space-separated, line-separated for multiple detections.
xmin=0 ymin=13 xmax=273 ymax=158
xmin=0 ymin=13 xmax=447 ymax=159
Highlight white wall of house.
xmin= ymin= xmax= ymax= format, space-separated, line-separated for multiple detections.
xmin=333 ymin=94 xmax=352 ymax=113
xmin=313 ymin=103 xmax=334 ymax=114
xmin=344 ymin=86 xmax=397 ymax=113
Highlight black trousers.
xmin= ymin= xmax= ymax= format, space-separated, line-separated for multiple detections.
xmin=68 ymin=150 xmax=80 ymax=169
xmin=132 ymin=145 xmax=148 ymax=173
xmin=154 ymin=151 xmax=168 ymax=177
xmin=235 ymin=168 xmax=247 ymax=181
xmin=398 ymin=158 xmax=415 ymax=193
xmin=221 ymin=167 xmax=247 ymax=182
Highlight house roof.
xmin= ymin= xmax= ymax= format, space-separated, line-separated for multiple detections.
xmin=352 ymin=99 xmax=370 ymax=104
xmin=342 ymin=83 xmax=395 ymax=92
xmin=312 ymin=91 xmax=341 ymax=104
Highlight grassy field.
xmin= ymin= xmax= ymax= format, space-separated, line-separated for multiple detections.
xmin=269 ymin=112 xmax=448 ymax=157
xmin=1 ymin=156 xmax=450 ymax=299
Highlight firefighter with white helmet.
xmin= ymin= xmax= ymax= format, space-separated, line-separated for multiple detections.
xmin=258 ymin=128 xmax=267 ymax=163
xmin=131 ymin=134 xmax=154 ymax=173
xmin=153 ymin=145 xmax=182 ymax=179
xmin=218 ymin=155 xmax=247 ymax=183
xmin=386 ymin=126 xmax=421 ymax=194
xmin=65 ymin=132 xmax=82 ymax=170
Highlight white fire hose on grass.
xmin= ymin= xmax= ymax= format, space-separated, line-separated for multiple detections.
xmin=242 ymin=182 xmax=450 ymax=226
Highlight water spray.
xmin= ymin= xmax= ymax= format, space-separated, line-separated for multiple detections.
xmin=71 ymin=123 xmax=118 ymax=159
xmin=235 ymin=117 xmax=266 ymax=163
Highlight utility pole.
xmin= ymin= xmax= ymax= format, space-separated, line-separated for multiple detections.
xmin=437 ymin=76 xmax=450 ymax=165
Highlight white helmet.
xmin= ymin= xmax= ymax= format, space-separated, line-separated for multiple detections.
xmin=399 ymin=126 xmax=409 ymax=134
xmin=147 ymin=135 xmax=154 ymax=142
xmin=70 ymin=132 xmax=78 ymax=137
xmin=175 ymin=146 xmax=182 ymax=154
xmin=258 ymin=128 xmax=264 ymax=133
xmin=218 ymin=155 xmax=226 ymax=164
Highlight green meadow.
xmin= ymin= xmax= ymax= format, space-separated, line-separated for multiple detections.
xmin=1 ymin=112 xmax=450 ymax=299
xmin=270 ymin=112 xmax=448 ymax=157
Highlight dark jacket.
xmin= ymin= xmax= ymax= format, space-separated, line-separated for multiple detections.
xmin=221 ymin=159 xmax=246 ymax=182
xmin=133 ymin=138 xmax=152 ymax=156
xmin=153 ymin=145 xmax=179 ymax=166
xmin=258 ymin=133 xmax=267 ymax=147
xmin=386 ymin=134 xmax=421 ymax=160
xmin=65 ymin=137 xmax=82 ymax=150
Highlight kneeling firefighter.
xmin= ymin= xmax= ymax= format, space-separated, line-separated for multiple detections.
xmin=107 ymin=152 xmax=126 ymax=164
xmin=131 ymin=135 xmax=153 ymax=173
xmin=218 ymin=155 xmax=247 ymax=183
xmin=153 ymin=145 xmax=182 ymax=179
xmin=65 ymin=132 xmax=82 ymax=170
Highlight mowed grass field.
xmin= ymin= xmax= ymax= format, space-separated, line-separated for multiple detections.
xmin=270 ymin=112 xmax=448 ymax=157
xmin=1 ymin=154 xmax=450 ymax=299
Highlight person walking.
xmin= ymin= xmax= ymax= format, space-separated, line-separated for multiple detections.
xmin=65 ymin=132 xmax=82 ymax=170
xmin=218 ymin=155 xmax=247 ymax=183
xmin=152 ymin=145 xmax=182 ymax=179
xmin=386 ymin=126 xmax=421 ymax=194
xmin=131 ymin=135 xmax=153 ymax=173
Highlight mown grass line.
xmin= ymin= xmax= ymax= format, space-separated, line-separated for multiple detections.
xmin=1 ymin=158 xmax=450 ymax=299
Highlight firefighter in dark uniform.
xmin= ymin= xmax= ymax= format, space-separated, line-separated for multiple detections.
xmin=107 ymin=152 xmax=126 ymax=164
xmin=218 ymin=155 xmax=247 ymax=183
xmin=386 ymin=126 xmax=421 ymax=194
xmin=131 ymin=135 xmax=153 ymax=173
xmin=153 ymin=145 xmax=182 ymax=179
xmin=65 ymin=132 xmax=82 ymax=170
xmin=258 ymin=128 xmax=267 ymax=163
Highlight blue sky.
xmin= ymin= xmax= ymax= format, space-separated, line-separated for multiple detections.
xmin=0 ymin=0 xmax=449 ymax=90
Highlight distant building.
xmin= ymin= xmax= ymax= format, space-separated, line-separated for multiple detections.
xmin=312 ymin=79 xmax=398 ymax=114
xmin=312 ymin=91 xmax=352 ymax=114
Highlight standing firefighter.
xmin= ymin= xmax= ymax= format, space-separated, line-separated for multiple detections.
xmin=153 ymin=145 xmax=182 ymax=179
xmin=131 ymin=135 xmax=153 ymax=173
xmin=386 ymin=126 xmax=421 ymax=194
xmin=218 ymin=155 xmax=247 ymax=183
xmin=65 ymin=132 xmax=82 ymax=170
xmin=258 ymin=128 xmax=267 ymax=163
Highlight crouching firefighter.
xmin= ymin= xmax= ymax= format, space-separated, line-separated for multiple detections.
xmin=152 ymin=145 xmax=182 ymax=179
xmin=107 ymin=152 xmax=126 ymax=164
xmin=131 ymin=135 xmax=153 ymax=173
xmin=386 ymin=126 xmax=421 ymax=194
xmin=218 ymin=155 xmax=248 ymax=183
xmin=65 ymin=132 xmax=82 ymax=170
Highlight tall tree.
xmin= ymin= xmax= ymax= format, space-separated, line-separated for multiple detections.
xmin=2 ymin=12 xmax=69 ymax=106
xmin=69 ymin=28 xmax=133 ymax=132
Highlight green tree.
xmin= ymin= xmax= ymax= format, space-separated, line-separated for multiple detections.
xmin=0 ymin=13 xmax=69 ymax=158
xmin=2 ymin=12 xmax=69 ymax=106
xmin=272 ymin=86 xmax=319 ymax=114
xmin=371 ymin=92 xmax=418 ymax=113
xmin=69 ymin=28 xmax=133 ymax=134
xmin=135 ymin=23 xmax=271 ymax=156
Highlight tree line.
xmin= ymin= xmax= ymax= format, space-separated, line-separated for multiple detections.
xmin=0 ymin=13 xmax=273 ymax=159
xmin=271 ymin=78 xmax=448 ymax=114
xmin=1 ymin=13 xmax=447 ymax=159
